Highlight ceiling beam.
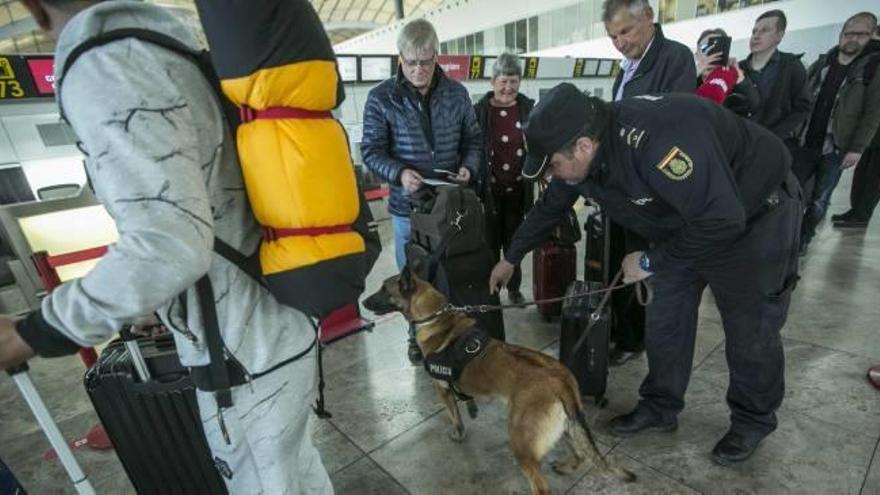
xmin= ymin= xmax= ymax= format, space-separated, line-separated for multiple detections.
xmin=324 ymin=20 xmax=382 ymax=31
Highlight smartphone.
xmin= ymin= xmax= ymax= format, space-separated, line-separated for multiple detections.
xmin=432 ymin=168 xmax=458 ymax=177
xmin=700 ymin=35 xmax=731 ymax=64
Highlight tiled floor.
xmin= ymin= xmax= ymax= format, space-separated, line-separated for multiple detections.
xmin=2 ymin=172 xmax=879 ymax=494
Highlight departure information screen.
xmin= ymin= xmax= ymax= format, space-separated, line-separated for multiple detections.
xmin=0 ymin=55 xmax=55 ymax=100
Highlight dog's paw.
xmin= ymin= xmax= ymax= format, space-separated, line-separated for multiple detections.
xmin=551 ymin=458 xmax=581 ymax=475
xmin=448 ymin=426 xmax=466 ymax=443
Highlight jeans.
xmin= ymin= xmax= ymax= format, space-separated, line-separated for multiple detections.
xmin=391 ymin=214 xmax=411 ymax=271
xmin=802 ymin=149 xmax=844 ymax=244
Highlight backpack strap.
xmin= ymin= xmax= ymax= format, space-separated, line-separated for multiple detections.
xmin=58 ymin=28 xmax=240 ymax=141
xmin=194 ymin=275 xmax=233 ymax=442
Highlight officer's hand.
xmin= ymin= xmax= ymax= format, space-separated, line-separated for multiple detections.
xmin=401 ymin=169 xmax=424 ymax=192
xmin=454 ymin=167 xmax=471 ymax=185
xmin=622 ymin=251 xmax=653 ymax=285
xmin=489 ymin=260 xmax=515 ymax=294
xmin=0 ymin=316 xmax=34 ymax=371
xmin=841 ymin=152 xmax=862 ymax=170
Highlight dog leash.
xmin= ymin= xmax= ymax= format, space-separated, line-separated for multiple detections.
xmin=373 ymin=271 xmax=652 ymax=330
xmin=449 ymin=271 xmax=652 ymax=315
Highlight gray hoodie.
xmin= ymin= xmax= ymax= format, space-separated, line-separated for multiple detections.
xmin=21 ymin=1 xmax=315 ymax=375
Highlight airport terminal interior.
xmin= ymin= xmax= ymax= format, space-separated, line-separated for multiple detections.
xmin=1 ymin=0 xmax=880 ymax=493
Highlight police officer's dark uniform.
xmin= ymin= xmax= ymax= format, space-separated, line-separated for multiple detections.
xmin=503 ymin=84 xmax=801 ymax=465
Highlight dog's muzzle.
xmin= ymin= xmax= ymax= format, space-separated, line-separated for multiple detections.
xmin=363 ymin=289 xmax=400 ymax=315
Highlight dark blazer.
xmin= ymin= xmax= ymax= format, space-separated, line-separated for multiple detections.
xmin=612 ymin=24 xmax=697 ymax=99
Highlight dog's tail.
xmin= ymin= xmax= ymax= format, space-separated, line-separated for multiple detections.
xmin=561 ymin=378 xmax=636 ymax=483
xmin=573 ymin=408 xmax=636 ymax=483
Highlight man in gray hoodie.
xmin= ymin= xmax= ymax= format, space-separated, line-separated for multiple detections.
xmin=0 ymin=1 xmax=332 ymax=492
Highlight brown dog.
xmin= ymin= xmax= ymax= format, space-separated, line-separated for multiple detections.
xmin=363 ymin=267 xmax=635 ymax=494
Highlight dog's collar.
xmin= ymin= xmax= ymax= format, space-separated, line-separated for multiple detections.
xmin=411 ymin=304 xmax=453 ymax=327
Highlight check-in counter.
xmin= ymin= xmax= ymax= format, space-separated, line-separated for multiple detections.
xmin=0 ymin=187 xmax=117 ymax=315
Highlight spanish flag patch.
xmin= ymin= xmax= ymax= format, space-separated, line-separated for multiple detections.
xmin=656 ymin=146 xmax=693 ymax=181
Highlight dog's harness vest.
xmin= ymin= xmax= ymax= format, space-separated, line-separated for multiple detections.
xmin=423 ymin=326 xmax=490 ymax=399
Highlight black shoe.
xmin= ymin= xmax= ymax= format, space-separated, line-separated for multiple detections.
xmin=609 ymin=407 xmax=677 ymax=436
xmin=609 ymin=347 xmax=643 ymax=367
xmin=831 ymin=210 xmax=856 ymax=223
xmin=834 ymin=218 xmax=869 ymax=228
xmin=407 ymin=339 xmax=423 ymax=365
xmin=508 ymin=290 xmax=526 ymax=305
xmin=710 ymin=429 xmax=766 ymax=466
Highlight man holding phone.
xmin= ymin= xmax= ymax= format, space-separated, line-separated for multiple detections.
xmin=694 ymin=29 xmax=760 ymax=115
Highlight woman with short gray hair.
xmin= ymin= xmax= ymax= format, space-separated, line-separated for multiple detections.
xmin=473 ymin=53 xmax=535 ymax=306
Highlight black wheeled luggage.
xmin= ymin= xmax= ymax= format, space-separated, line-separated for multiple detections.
xmin=560 ymin=280 xmax=611 ymax=403
xmin=84 ymin=333 xmax=227 ymax=494
xmin=559 ymin=205 xmax=612 ymax=404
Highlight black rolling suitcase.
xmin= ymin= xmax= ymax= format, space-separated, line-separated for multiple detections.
xmin=559 ymin=206 xmax=612 ymax=404
xmin=85 ymin=332 xmax=227 ymax=494
xmin=560 ymin=280 xmax=611 ymax=404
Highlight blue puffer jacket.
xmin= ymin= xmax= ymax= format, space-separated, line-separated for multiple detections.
xmin=361 ymin=66 xmax=482 ymax=216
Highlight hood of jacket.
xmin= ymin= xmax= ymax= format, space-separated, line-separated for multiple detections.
xmin=55 ymin=0 xmax=199 ymax=81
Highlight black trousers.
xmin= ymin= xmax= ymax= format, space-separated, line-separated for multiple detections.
xmin=638 ymin=175 xmax=801 ymax=436
xmin=849 ymin=147 xmax=880 ymax=221
xmin=488 ymin=191 xmax=525 ymax=292
xmin=609 ymin=221 xmax=646 ymax=352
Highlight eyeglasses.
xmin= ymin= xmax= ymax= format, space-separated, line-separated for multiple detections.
xmin=401 ymin=56 xmax=436 ymax=68
xmin=843 ymin=31 xmax=871 ymax=38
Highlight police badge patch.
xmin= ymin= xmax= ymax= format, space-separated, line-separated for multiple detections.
xmin=656 ymin=146 xmax=693 ymax=181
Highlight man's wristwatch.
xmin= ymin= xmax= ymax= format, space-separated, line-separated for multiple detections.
xmin=639 ymin=252 xmax=651 ymax=272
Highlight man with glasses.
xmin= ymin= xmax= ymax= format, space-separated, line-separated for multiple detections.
xmin=361 ymin=18 xmax=481 ymax=363
xmin=796 ymin=12 xmax=880 ymax=254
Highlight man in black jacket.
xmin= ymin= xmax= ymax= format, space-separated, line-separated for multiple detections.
xmin=490 ymin=84 xmax=800 ymax=466
xmin=739 ymin=10 xmax=811 ymax=144
xmin=602 ymin=0 xmax=696 ymax=366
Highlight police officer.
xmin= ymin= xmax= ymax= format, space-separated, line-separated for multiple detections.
xmin=489 ymin=83 xmax=801 ymax=465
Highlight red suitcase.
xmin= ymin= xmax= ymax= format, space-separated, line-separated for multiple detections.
xmin=532 ymin=241 xmax=577 ymax=321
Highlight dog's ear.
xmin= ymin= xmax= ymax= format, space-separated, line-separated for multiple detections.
xmin=399 ymin=265 xmax=416 ymax=297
